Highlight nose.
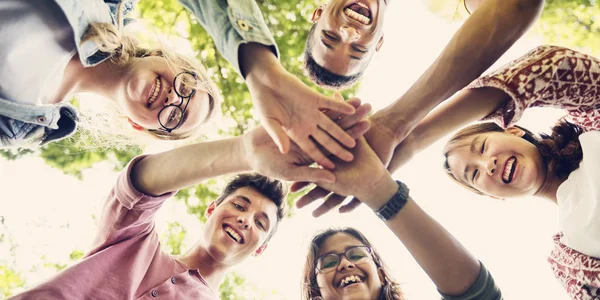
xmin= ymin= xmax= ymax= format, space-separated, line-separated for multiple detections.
xmin=484 ymin=156 xmax=497 ymax=176
xmin=237 ymin=216 xmax=251 ymax=230
xmin=337 ymin=256 xmax=355 ymax=271
xmin=340 ymin=26 xmax=360 ymax=42
xmin=163 ymin=88 xmax=180 ymax=106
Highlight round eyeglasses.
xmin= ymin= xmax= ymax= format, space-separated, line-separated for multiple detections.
xmin=158 ymin=72 xmax=198 ymax=132
xmin=315 ymin=245 xmax=373 ymax=274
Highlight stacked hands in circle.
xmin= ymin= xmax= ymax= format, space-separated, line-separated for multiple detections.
xmin=3 ymin=0 xmax=599 ymax=299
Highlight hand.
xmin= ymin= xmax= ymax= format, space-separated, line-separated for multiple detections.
xmin=295 ymin=138 xmax=392 ymax=212
xmin=292 ymin=110 xmax=403 ymax=216
xmin=243 ymin=98 xmax=372 ymax=183
xmin=243 ymin=45 xmax=358 ymax=170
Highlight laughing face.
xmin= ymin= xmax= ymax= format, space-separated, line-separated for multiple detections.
xmin=315 ymin=233 xmax=383 ymax=300
xmin=445 ymin=128 xmax=547 ymax=199
xmin=201 ymin=187 xmax=279 ymax=266
xmin=309 ymin=0 xmax=387 ymax=76
xmin=119 ymin=55 xmax=212 ymax=134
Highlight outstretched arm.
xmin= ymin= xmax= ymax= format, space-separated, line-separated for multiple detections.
xmin=374 ymin=0 xmax=544 ymax=148
xmin=179 ymin=0 xmax=359 ymax=168
xmin=309 ymin=139 xmax=499 ymax=297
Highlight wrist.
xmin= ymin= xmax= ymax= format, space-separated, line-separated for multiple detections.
xmin=236 ymin=135 xmax=253 ymax=173
xmin=357 ymin=174 xmax=399 ymax=210
xmin=372 ymin=107 xmax=416 ymax=145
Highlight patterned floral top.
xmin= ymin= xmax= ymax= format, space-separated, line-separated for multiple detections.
xmin=466 ymin=45 xmax=600 ymax=300
xmin=466 ymin=45 xmax=600 ymax=132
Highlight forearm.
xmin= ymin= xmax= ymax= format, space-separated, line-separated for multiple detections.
xmin=359 ymin=179 xmax=481 ymax=296
xmin=387 ymin=87 xmax=509 ymax=173
xmin=381 ymin=0 xmax=544 ymax=139
xmin=130 ymin=137 xmax=250 ymax=196
xmin=240 ymin=42 xmax=283 ymax=84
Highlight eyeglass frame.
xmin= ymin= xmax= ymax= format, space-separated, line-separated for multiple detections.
xmin=157 ymin=71 xmax=198 ymax=133
xmin=314 ymin=245 xmax=374 ymax=274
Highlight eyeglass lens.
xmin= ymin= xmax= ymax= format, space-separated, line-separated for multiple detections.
xmin=317 ymin=246 xmax=371 ymax=272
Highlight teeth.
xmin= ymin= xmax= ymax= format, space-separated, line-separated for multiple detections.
xmin=503 ymin=157 xmax=515 ymax=182
xmin=339 ymin=275 xmax=362 ymax=288
xmin=147 ymin=77 xmax=161 ymax=106
xmin=225 ymin=226 xmax=241 ymax=243
xmin=344 ymin=8 xmax=370 ymax=25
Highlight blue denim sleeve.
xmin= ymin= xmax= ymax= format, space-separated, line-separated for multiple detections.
xmin=177 ymin=0 xmax=280 ymax=77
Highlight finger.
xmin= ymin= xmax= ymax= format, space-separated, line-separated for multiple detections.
xmin=332 ymin=92 xmax=344 ymax=101
xmin=337 ymin=103 xmax=372 ymax=129
xmin=296 ymin=187 xmax=331 ymax=209
xmin=319 ymin=113 xmax=356 ymax=148
xmin=324 ymin=98 xmax=361 ymax=121
xmin=313 ymin=194 xmax=347 ymax=218
xmin=283 ymin=165 xmax=335 ymax=184
xmin=292 ymin=134 xmax=335 ymax=169
xmin=290 ymin=181 xmax=312 ymax=193
xmin=312 ymin=130 xmax=354 ymax=162
xmin=339 ymin=197 xmax=362 ymax=213
xmin=345 ymin=120 xmax=371 ymax=140
xmin=318 ymin=96 xmax=356 ymax=114
xmin=263 ymin=118 xmax=290 ymax=153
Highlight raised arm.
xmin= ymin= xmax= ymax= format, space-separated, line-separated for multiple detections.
xmin=178 ymin=0 xmax=359 ymax=169
xmin=308 ymin=139 xmax=500 ymax=297
xmin=374 ymin=0 xmax=544 ymax=148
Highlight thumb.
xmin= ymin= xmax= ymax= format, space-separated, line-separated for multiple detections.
xmin=263 ymin=118 xmax=290 ymax=153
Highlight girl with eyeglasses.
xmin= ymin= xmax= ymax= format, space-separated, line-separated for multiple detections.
xmin=0 ymin=0 xmax=219 ymax=149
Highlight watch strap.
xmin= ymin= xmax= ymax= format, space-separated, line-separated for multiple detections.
xmin=375 ymin=180 xmax=409 ymax=221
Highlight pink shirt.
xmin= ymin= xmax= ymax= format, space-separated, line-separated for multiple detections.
xmin=11 ymin=156 xmax=217 ymax=300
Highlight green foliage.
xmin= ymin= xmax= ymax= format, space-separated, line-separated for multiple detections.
xmin=534 ymin=0 xmax=600 ymax=55
xmin=0 ymin=264 xmax=25 ymax=299
xmin=160 ymin=221 xmax=187 ymax=255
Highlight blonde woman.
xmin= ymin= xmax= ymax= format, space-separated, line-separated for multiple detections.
xmin=0 ymin=0 xmax=220 ymax=149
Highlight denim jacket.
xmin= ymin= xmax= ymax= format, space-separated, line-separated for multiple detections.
xmin=0 ymin=0 xmax=135 ymax=149
xmin=178 ymin=0 xmax=280 ymax=77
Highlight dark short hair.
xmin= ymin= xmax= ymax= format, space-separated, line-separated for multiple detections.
xmin=216 ymin=173 xmax=288 ymax=243
xmin=304 ymin=24 xmax=363 ymax=90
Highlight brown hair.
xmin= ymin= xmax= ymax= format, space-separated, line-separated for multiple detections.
xmin=301 ymin=227 xmax=405 ymax=300
xmin=443 ymin=120 xmax=584 ymax=195
xmin=76 ymin=3 xmax=220 ymax=146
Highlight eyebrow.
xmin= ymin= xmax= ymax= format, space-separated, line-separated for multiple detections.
xmin=321 ymin=244 xmax=364 ymax=256
xmin=462 ymin=136 xmax=481 ymax=183
xmin=236 ymin=195 xmax=271 ymax=228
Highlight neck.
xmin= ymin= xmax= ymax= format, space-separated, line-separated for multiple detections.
xmin=534 ymin=170 xmax=564 ymax=205
xmin=49 ymin=54 xmax=126 ymax=105
xmin=176 ymin=244 xmax=230 ymax=291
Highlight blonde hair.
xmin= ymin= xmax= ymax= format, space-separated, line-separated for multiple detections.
xmin=74 ymin=2 xmax=221 ymax=149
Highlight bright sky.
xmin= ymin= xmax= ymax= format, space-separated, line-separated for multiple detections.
xmin=0 ymin=1 xmax=578 ymax=299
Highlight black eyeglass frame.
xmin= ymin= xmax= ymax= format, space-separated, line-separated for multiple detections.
xmin=157 ymin=71 xmax=198 ymax=133
xmin=314 ymin=245 xmax=373 ymax=274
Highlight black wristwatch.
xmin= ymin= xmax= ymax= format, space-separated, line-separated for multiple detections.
xmin=375 ymin=180 xmax=410 ymax=221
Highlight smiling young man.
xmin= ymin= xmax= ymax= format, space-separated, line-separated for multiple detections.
xmin=8 ymin=122 xmax=369 ymax=299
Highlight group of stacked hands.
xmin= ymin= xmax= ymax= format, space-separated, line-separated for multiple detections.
xmin=2 ymin=0 xmax=600 ymax=299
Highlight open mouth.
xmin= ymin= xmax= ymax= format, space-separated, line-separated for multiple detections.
xmin=502 ymin=156 xmax=517 ymax=184
xmin=147 ymin=76 xmax=162 ymax=107
xmin=338 ymin=275 xmax=364 ymax=288
xmin=223 ymin=224 xmax=244 ymax=244
xmin=344 ymin=2 xmax=372 ymax=25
